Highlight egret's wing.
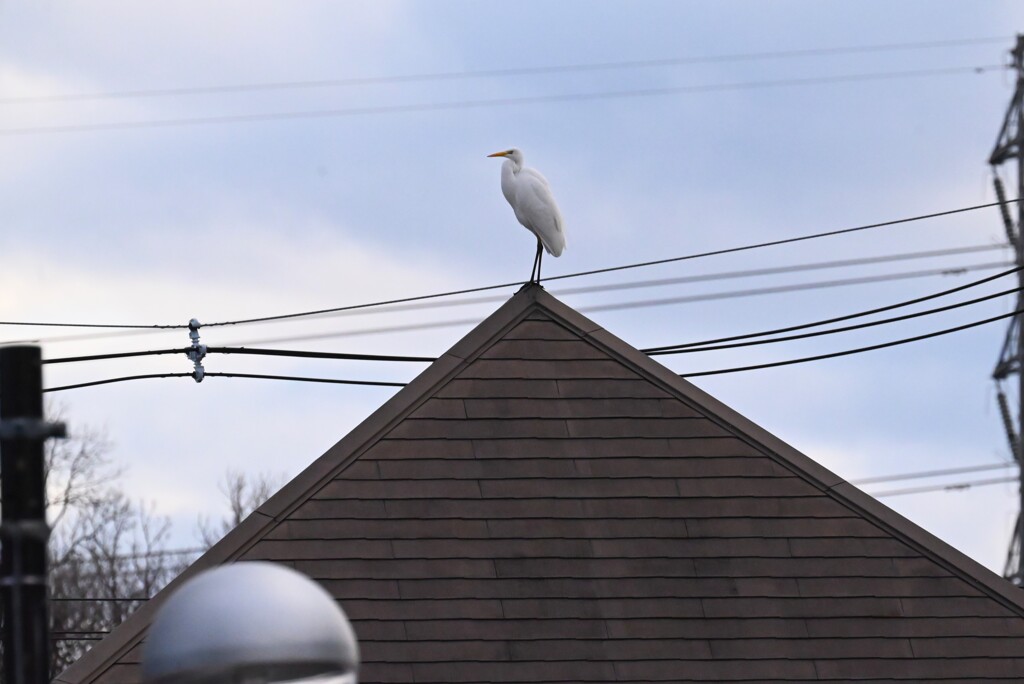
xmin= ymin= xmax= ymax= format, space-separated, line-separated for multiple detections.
xmin=514 ymin=170 xmax=566 ymax=257
xmin=519 ymin=167 xmax=553 ymax=192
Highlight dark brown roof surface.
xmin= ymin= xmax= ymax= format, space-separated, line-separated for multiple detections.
xmin=57 ymin=284 xmax=1024 ymax=683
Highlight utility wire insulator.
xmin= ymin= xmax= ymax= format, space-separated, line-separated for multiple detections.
xmin=993 ymin=175 xmax=1019 ymax=248
xmin=186 ymin=319 xmax=206 ymax=383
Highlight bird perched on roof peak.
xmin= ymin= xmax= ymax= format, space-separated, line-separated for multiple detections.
xmin=487 ymin=147 xmax=566 ymax=283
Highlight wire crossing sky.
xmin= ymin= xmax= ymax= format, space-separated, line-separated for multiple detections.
xmin=0 ymin=35 xmax=1009 ymax=104
xmin=1 ymin=199 xmax=1011 ymax=332
xmin=3 ymin=1 xmax=1021 ymax=573
xmin=0 ymin=64 xmax=1006 ymax=136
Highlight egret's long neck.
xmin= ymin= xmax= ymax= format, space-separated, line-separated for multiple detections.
xmin=499 ymin=159 xmax=518 ymax=204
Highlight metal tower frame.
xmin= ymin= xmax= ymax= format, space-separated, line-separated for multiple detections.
xmin=990 ymin=35 xmax=1024 ymax=584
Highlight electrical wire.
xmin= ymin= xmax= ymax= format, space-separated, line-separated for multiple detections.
xmin=869 ymin=475 xmax=1019 ymax=498
xmin=643 ymin=262 xmax=1022 ymax=353
xmin=0 ymin=327 xmax=169 ymax=347
xmin=52 ymin=637 xmax=103 ymax=641
xmin=850 ymin=461 xmax=1017 ymax=486
xmin=43 ymin=372 xmax=407 ymax=394
xmin=39 ymin=461 xmax=1018 ymax=606
xmin=553 ymin=243 xmax=1010 ymax=298
xmin=680 ymin=306 xmax=1023 ymax=378
xmin=204 ymin=347 xmax=434 ymax=363
xmin=201 ymin=200 xmax=1019 ymax=329
xmin=2 ymin=200 xmax=1015 ymax=334
xmin=49 ymin=597 xmax=146 ymax=602
xmin=648 ymin=284 xmax=1019 ymax=356
xmin=0 ymin=65 xmax=1004 ymax=137
xmin=43 ymin=373 xmax=196 ymax=393
xmin=6 ymin=242 xmax=1010 ymax=347
xmin=35 ymin=262 xmax=1016 ymax=366
xmin=43 ymin=348 xmax=188 ymax=365
xmin=221 ymin=318 xmax=483 ymax=348
xmin=222 ymin=261 xmax=1014 ymax=347
xmin=216 ymin=245 xmax=1012 ymax=322
xmin=3 ymin=36 xmax=1009 ymax=105
xmin=0 ymin=320 xmax=182 ymax=330
xmin=202 ymin=372 xmax=405 ymax=387
xmin=577 ymin=262 xmax=1013 ymax=316
xmin=41 ymin=305 xmax=1024 ymax=392
xmin=41 ymin=346 xmax=434 ymax=366
xmin=40 ymin=272 xmax=1018 ymax=388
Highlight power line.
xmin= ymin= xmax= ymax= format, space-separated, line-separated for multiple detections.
xmin=34 ymin=463 xmax=1003 ymax=581
xmin=851 ymin=461 xmax=1017 ymax=486
xmin=577 ymin=262 xmax=1013 ymax=316
xmin=40 ymin=272 xmax=1010 ymax=373
xmin=44 ymin=278 xmax=1013 ymax=372
xmin=55 ymin=547 xmax=204 ymax=561
xmin=0 ymin=320 xmax=182 ymax=331
xmin=41 ymin=346 xmax=435 ymax=366
xmin=222 ymin=318 xmax=483 ymax=348
xmin=0 ymin=64 xmax=1004 ymax=137
xmin=869 ymin=475 xmax=1019 ymax=498
xmin=199 ymin=258 xmax=1015 ymax=331
xmin=223 ymin=261 xmax=1014 ymax=347
xmin=227 ymin=244 xmax=1009 ymax=321
xmin=0 ymin=327 xmax=170 ymax=348
xmin=43 ymin=371 xmax=407 ymax=394
xmin=643 ymin=262 xmax=1022 ymax=353
xmin=648 ymin=284 xmax=1019 ymax=356
xmin=42 ymin=373 xmax=195 ymax=393
xmin=203 ymin=372 xmax=405 ymax=387
xmin=680 ymin=306 xmax=1023 ymax=378
xmin=540 ymin=214 xmax=1013 ymax=287
xmin=201 ymin=200 xmax=1019 ymax=329
xmin=6 ymin=242 xmax=1009 ymax=348
xmin=204 ymin=347 xmax=434 ymax=363
xmin=42 ymin=349 xmax=187 ymax=365
xmin=52 ymin=637 xmax=103 ymax=642
xmin=553 ymin=243 xmax=1010 ymax=298
xmin=2 ymin=37 xmax=1009 ymax=105
xmin=49 ymin=597 xmax=146 ymax=603
xmin=42 ymin=304 xmax=1023 ymax=392
xmin=2 ymin=201 xmax=1015 ymax=335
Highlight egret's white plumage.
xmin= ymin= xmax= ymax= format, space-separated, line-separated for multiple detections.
xmin=487 ymin=148 xmax=565 ymax=282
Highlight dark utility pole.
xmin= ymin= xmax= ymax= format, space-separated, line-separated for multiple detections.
xmin=0 ymin=346 xmax=64 ymax=684
xmin=991 ymin=35 xmax=1024 ymax=585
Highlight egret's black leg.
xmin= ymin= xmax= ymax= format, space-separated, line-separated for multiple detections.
xmin=530 ymin=240 xmax=543 ymax=283
xmin=536 ymin=244 xmax=545 ymax=283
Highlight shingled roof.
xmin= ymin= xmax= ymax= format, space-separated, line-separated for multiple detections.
xmin=58 ymin=284 xmax=1024 ymax=683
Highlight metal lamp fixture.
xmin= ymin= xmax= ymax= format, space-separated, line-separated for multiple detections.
xmin=141 ymin=562 xmax=359 ymax=684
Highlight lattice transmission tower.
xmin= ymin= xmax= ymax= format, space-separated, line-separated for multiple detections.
xmin=990 ymin=35 xmax=1024 ymax=584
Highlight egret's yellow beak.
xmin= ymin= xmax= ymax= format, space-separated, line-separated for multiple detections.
xmin=487 ymin=150 xmax=512 ymax=158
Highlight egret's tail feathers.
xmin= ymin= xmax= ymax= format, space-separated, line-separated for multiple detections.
xmin=540 ymin=222 xmax=566 ymax=257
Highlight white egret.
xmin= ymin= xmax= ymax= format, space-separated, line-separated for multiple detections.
xmin=487 ymin=148 xmax=566 ymax=283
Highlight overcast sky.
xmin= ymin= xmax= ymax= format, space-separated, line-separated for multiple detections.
xmin=2 ymin=1 xmax=1024 ymax=572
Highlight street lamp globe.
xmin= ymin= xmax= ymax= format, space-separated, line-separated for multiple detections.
xmin=141 ymin=562 xmax=359 ymax=684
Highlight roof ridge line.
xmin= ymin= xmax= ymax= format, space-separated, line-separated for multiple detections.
xmin=527 ymin=287 xmax=1024 ymax=618
xmin=58 ymin=282 xmax=1024 ymax=684
xmin=55 ymin=284 xmax=546 ymax=684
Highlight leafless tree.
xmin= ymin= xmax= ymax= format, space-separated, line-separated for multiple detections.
xmin=25 ymin=409 xmax=282 ymax=676
xmin=45 ymin=415 xmax=192 ymax=675
xmin=197 ymin=469 xmax=284 ymax=547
